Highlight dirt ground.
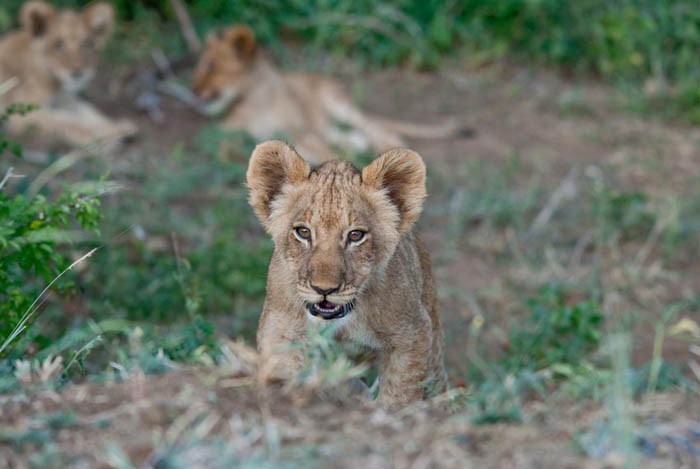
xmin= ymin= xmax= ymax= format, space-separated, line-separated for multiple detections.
xmin=4 ymin=54 xmax=700 ymax=467
xmin=1 ymin=344 xmax=699 ymax=468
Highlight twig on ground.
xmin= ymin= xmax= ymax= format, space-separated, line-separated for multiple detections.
xmin=529 ymin=166 xmax=579 ymax=235
xmin=156 ymin=80 xmax=221 ymax=117
xmin=144 ymin=48 xmax=217 ymax=117
xmin=0 ymin=167 xmax=26 ymax=191
xmin=569 ymin=229 xmax=594 ymax=269
xmin=169 ymin=0 xmax=201 ymax=53
xmin=157 ymin=80 xmax=200 ymax=108
xmin=0 ymin=76 xmax=20 ymax=96
xmin=151 ymin=49 xmax=175 ymax=78
xmin=689 ymin=345 xmax=700 ymax=385
xmin=632 ymin=212 xmax=671 ymax=274
xmin=0 ymin=167 xmax=14 ymax=190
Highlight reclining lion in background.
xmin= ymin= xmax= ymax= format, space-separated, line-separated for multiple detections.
xmin=0 ymin=1 xmax=136 ymax=149
xmin=193 ymin=25 xmax=468 ymax=164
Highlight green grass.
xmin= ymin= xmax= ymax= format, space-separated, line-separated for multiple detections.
xmin=504 ymin=285 xmax=604 ymax=371
xmin=432 ymin=152 xmax=698 ymax=423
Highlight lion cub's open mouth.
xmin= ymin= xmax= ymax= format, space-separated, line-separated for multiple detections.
xmin=307 ymin=300 xmax=354 ymax=320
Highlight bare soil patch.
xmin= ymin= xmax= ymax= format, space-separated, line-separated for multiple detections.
xmin=2 ymin=352 xmax=698 ymax=467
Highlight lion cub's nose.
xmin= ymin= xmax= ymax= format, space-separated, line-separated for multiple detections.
xmin=311 ymin=284 xmax=340 ymax=296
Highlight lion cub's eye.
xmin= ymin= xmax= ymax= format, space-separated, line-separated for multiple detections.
xmin=294 ymin=226 xmax=311 ymax=241
xmin=53 ymin=40 xmax=65 ymax=51
xmin=347 ymin=230 xmax=366 ymax=243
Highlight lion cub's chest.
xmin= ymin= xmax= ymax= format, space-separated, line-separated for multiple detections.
xmin=306 ymin=310 xmax=382 ymax=351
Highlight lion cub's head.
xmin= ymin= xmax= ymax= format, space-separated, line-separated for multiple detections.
xmin=19 ymin=0 xmax=115 ymax=94
xmin=247 ymin=141 xmax=426 ymax=320
xmin=191 ymin=25 xmax=258 ymax=115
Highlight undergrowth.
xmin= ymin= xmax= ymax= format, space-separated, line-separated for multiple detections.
xmin=0 ymin=102 xmax=103 ymax=356
xmin=435 ymin=159 xmax=698 ymax=425
xmin=0 ymin=121 xmax=269 ymax=386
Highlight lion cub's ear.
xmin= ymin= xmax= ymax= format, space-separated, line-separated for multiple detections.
xmin=224 ymin=25 xmax=257 ymax=60
xmin=20 ymin=1 xmax=56 ymax=38
xmin=247 ymin=141 xmax=311 ymax=225
xmin=83 ymin=2 xmax=116 ymax=47
xmin=362 ymin=148 xmax=427 ymax=233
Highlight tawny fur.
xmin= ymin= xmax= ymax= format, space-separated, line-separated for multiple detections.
xmin=193 ymin=25 xmax=462 ymax=165
xmin=0 ymin=1 xmax=136 ymax=148
xmin=247 ymin=140 xmax=447 ymax=408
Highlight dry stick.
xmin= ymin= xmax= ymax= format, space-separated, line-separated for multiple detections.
xmin=690 ymin=345 xmax=700 ymax=384
xmin=169 ymin=0 xmax=201 ymax=53
xmin=156 ymin=80 xmax=209 ymax=114
xmin=0 ymin=168 xmax=30 ymax=206
xmin=0 ymin=76 xmax=20 ymax=96
xmin=151 ymin=49 xmax=175 ymax=78
xmin=633 ymin=214 xmax=669 ymax=272
xmin=569 ymin=229 xmax=594 ymax=269
xmin=0 ymin=167 xmax=17 ymax=191
xmin=148 ymin=48 xmax=211 ymax=115
xmin=529 ymin=166 xmax=579 ymax=235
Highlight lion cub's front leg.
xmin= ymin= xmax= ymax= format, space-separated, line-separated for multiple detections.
xmin=256 ymin=309 xmax=306 ymax=384
xmin=377 ymin=315 xmax=434 ymax=408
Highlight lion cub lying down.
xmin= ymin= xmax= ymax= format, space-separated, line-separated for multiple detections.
xmin=0 ymin=1 xmax=136 ymax=148
xmin=194 ymin=25 xmax=466 ymax=164
xmin=247 ymin=140 xmax=447 ymax=407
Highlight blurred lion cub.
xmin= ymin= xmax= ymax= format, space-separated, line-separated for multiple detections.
xmin=0 ymin=1 xmax=136 ymax=148
xmin=193 ymin=25 xmax=467 ymax=164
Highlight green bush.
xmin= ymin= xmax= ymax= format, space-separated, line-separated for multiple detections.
xmin=0 ymin=100 xmax=106 ymax=360
xmin=0 ymin=167 xmax=102 ymax=355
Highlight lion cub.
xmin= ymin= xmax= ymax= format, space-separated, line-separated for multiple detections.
xmin=0 ymin=1 xmax=136 ymax=148
xmin=247 ymin=140 xmax=447 ymax=407
xmin=193 ymin=25 xmax=465 ymax=165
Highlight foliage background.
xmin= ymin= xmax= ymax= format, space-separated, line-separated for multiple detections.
xmin=3 ymin=0 xmax=700 ymax=119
